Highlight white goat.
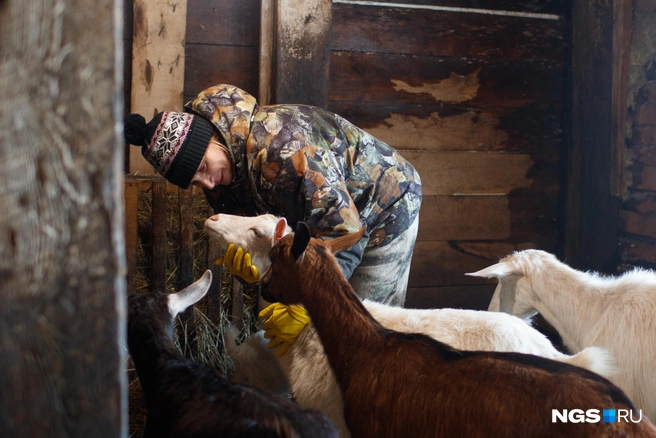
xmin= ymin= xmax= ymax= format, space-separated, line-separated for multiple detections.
xmin=467 ymin=249 xmax=656 ymax=420
xmin=205 ymin=214 xmax=616 ymax=437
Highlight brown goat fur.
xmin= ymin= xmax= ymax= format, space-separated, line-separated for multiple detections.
xmin=261 ymin=224 xmax=656 ymax=438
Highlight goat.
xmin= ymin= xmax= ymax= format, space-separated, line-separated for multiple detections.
xmin=208 ymin=213 xmax=615 ymax=437
xmin=226 ymin=301 xmax=616 ymax=437
xmin=467 ymin=249 xmax=656 ymax=421
xmin=126 ymin=270 xmax=338 ymax=438
xmin=259 ymin=223 xmax=656 ymax=438
xmin=204 ymin=213 xmax=290 ymax=278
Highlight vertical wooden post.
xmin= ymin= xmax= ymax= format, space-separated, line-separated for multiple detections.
xmin=259 ymin=0 xmax=275 ymax=105
xmin=262 ymin=0 xmax=332 ymax=107
xmin=151 ymin=179 xmax=168 ymax=293
xmin=178 ymin=187 xmax=196 ymax=354
xmin=610 ymin=0 xmax=633 ymax=197
xmin=0 ymin=0 xmax=126 ymax=435
xmin=205 ymin=206 xmax=223 ymax=324
xmin=125 ymin=180 xmax=140 ymax=293
xmin=129 ymin=0 xmax=188 ymax=174
xmin=566 ymin=0 xmax=629 ymax=272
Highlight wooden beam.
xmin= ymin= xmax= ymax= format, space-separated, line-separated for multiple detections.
xmin=265 ymin=0 xmax=332 ymax=106
xmin=0 ymin=0 xmax=126 ymax=434
xmin=259 ymin=0 xmax=275 ymax=105
xmin=130 ymin=0 xmax=188 ymax=174
xmin=565 ymin=0 xmax=626 ymax=272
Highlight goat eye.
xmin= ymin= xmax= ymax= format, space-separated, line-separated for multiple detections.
xmin=251 ymin=228 xmax=263 ymax=238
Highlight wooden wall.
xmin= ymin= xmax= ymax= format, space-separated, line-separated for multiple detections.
xmin=618 ymin=0 xmax=656 ymax=270
xmin=184 ymin=0 xmax=261 ymax=102
xmin=125 ymin=0 xmax=569 ymax=311
xmin=326 ymin=1 xmax=567 ymax=309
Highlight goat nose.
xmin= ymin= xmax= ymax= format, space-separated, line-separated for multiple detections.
xmin=209 ymin=214 xmax=220 ymax=221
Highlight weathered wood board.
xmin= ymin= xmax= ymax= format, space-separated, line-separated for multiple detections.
xmin=1 ymin=0 xmax=126 ymax=434
xmin=184 ymin=0 xmax=261 ymax=102
xmin=327 ymin=1 xmax=565 ymax=302
xmin=130 ymin=0 xmax=188 ymax=174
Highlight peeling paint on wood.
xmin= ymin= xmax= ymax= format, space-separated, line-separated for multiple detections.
xmin=130 ymin=0 xmax=188 ymax=174
xmin=365 ymin=109 xmax=508 ymax=151
xmin=391 ymin=69 xmax=481 ymax=103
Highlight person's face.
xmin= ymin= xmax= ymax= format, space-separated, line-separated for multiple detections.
xmin=191 ymin=136 xmax=233 ymax=190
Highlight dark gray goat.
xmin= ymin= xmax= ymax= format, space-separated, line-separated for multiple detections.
xmin=127 ymin=270 xmax=337 ymax=438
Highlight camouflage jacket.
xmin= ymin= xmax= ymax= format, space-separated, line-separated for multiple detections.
xmin=186 ymin=84 xmax=422 ymax=279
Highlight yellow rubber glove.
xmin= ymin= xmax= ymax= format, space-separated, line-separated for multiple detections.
xmin=215 ymin=243 xmax=260 ymax=284
xmin=259 ymin=303 xmax=311 ymax=357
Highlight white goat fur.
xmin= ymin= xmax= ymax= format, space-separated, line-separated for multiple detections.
xmin=468 ymin=249 xmax=656 ymax=420
xmin=208 ymin=214 xmax=616 ymax=437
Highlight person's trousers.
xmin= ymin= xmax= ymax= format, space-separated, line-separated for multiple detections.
xmin=349 ymin=215 xmax=419 ymax=307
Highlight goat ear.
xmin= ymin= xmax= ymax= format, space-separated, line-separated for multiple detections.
xmin=325 ymin=226 xmax=366 ymax=254
xmin=292 ymin=222 xmax=311 ymax=261
xmin=168 ymin=270 xmax=213 ymax=316
xmin=465 ymin=262 xmax=515 ymax=278
xmin=274 ymin=218 xmax=288 ymax=243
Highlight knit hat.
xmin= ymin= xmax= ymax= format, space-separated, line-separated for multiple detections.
xmin=124 ymin=111 xmax=214 ymax=189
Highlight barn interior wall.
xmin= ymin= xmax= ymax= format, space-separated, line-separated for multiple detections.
xmin=123 ymin=0 xmax=567 ymax=311
xmin=618 ymin=0 xmax=656 ymax=271
xmin=123 ymin=0 xmax=656 ymax=312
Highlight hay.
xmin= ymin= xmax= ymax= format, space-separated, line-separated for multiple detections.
xmin=127 ymin=184 xmax=261 ymax=437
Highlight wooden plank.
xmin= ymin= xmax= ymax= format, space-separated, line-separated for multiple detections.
xmin=259 ymin=0 xmax=275 ymax=105
xmin=635 ymin=165 xmax=656 ymax=192
xmin=206 ymin=206 xmax=223 ymax=324
xmin=565 ymin=1 xmax=620 ymax=273
xmin=633 ymin=125 xmax=656 ymax=146
xmin=330 ymin=52 xmax=564 ymax=108
xmin=179 ymin=188 xmax=195 ymax=288
xmin=620 ymin=210 xmax=656 ymax=240
xmin=151 ymin=179 xmax=167 ymax=293
xmin=273 ymin=0 xmax=332 ymax=106
xmin=331 ymin=0 xmax=566 ymax=15
xmin=184 ymin=44 xmax=259 ymax=103
xmin=124 ymin=180 xmax=140 ymax=293
xmin=231 ymin=280 xmax=244 ymax=331
xmin=178 ymin=187 xmax=196 ymax=354
xmin=408 ymin=239 xmax=556 ymax=288
xmin=331 ymin=4 xmax=564 ymax=61
xmin=610 ymin=0 xmax=633 ymax=197
xmin=633 ymin=82 xmax=656 ymax=126
xmin=415 ymin=192 xmax=558 ymax=242
xmin=124 ymin=0 xmax=134 ymax=125
xmin=330 ymin=102 xmax=563 ymax=154
xmin=417 ymin=195 xmax=511 ymax=241
xmin=130 ymin=0 xmax=188 ymax=174
xmin=401 ymin=150 xmax=558 ymax=196
xmin=186 ymin=0 xmax=261 ymax=46
xmin=618 ymin=234 xmax=656 ymax=267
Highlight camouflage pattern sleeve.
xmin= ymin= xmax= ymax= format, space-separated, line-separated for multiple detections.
xmin=296 ymin=145 xmax=367 ymax=279
xmin=251 ymin=143 xmax=367 ymax=279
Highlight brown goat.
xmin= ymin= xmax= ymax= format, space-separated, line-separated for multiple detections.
xmin=260 ymin=223 xmax=656 ymax=438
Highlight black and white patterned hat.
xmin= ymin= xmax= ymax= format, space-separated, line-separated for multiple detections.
xmin=124 ymin=111 xmax=214 ymax=188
